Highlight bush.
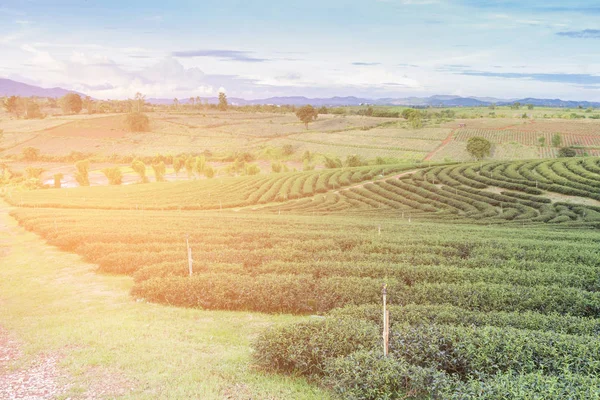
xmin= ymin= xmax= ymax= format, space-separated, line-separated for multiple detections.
xmin=125 ymin=112 xmax=150 ymax=132
xmin=253 ymin=318 xmax=379 ymax=376
xmin=102 ymin=167 xmax=123 ymax=185
xmin=558 ymin=147 xmax=577 ymax=157
xmin=75 ymin=160 xmax=90 ymax=186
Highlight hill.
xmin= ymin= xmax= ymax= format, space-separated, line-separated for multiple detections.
xmin=0 ymin=78 xmax=86 ymax=98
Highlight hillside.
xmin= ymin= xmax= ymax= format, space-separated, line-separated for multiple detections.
xmin=0 ymin=78 xmax=85 ymax=98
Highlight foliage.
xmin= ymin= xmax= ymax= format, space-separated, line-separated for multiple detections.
xmin=102 ymin=167 xmax=123 ymax=185
xmin=552 ymin=133 xmax=562 ymax=147
xmin=218 ymin=92 xmax=228 ymax=111
xmin=125 ymin=112 xmax=150 ymax=132
xmin=295 ymin=105 xmax=319 ymax=129
xmin=53 ymin=173 xmax=63 ymax=188
xmin=25 ymin=101 xmax=44 ymax=119
xmin=152 ymin=162 xmax=166 ymax=182
xmin=131 ymin=159 xmax=149 ymax=183
xmin=75 ymin=159 xmax=90 ymax=186
xmin=173 ymin=157 xmax=184 ymax=175
xmin=466 ymin=136 xmax=491 ymax=160
xmin=60 ymin=93 xmax=83 ymax=114
xmin=22 ymin=147 xmax=40 ymax=161
xmin=558 ymin=147 xmax=577 ymax=157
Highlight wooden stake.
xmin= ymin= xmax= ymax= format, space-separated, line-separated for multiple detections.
xmin=186 ymin=236 xmax=193 ymax=277
xmin=382 ymin=284 xmax=389 ymax=357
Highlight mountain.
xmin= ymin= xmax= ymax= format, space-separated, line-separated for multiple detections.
xmin=0 ymin=78 xmax=85 ymax=98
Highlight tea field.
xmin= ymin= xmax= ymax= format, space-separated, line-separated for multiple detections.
xmin=4 ymin=156 xmax=600 ymax=398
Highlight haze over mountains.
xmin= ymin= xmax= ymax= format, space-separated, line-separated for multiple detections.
xmin=2 ymin=78 xmax=599 ymax=108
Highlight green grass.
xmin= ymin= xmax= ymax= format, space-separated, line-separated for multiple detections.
xmin=0 ymin=201 xmax=330 ymax=399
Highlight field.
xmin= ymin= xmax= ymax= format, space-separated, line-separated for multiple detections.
xmin=2 ymin=150 xmax=600 ymax=398
xmin=2 ymin=105 xmax=600 ymax=399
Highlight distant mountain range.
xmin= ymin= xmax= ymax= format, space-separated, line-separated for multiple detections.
xmin=2 ymin=78 xmax=599 ymax=108
xmin=0 ymin=78 xmax=84 ymax=98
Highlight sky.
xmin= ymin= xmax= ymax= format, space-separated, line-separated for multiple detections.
xmin=1 ymin=0 xmax=600 ymax=101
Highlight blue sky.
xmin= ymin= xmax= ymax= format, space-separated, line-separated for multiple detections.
xmin=1 ymin=0 xmax=599 ymax=100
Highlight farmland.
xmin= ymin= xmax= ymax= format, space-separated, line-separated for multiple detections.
xmin=2 ymin=106 xmax=600 ymax=399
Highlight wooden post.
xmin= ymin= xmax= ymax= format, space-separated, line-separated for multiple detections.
xmin=186 ymin=236 xmax=193 ymax=277
xmin=382 ymin=284 xmax=389 ymax=357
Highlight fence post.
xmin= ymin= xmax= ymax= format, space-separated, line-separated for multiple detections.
xmin=186 ymin=235 xmax=193 ymax=277
xmin=382 ymin=284 xmax=389 ymax=357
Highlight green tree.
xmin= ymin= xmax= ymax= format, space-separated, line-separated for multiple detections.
xmin=558 ymin=147 xmax=577 ymax=157
xmin=245 ymin=163 xmax=261 ymax=175
xmin=53 ymin=173 xmax=63 ymax=188
xmin=218 ymin=92 xmax=228 ymax=111
xmin=131 ymin=159 xmax=149 ymax=183
xmin=184 ymin=157 xmax=194 ymax=179
xmin=538 ymin=136 xmax=546 ymax=147
xmin=152 ymin=161 xmax=166 ymax=182
xmin=552 ymin=133 xmax=562 ymax=148
xmin=173 ymin=98 xmax=179 ymax=110
xmin=345 ymin=154 xmax=363 ymax=167
xmin=295 ymin=105 xmax=318 ymax=129
xmin=173 ymin=157 xmax=184 ymax=176
xmin=60 ymin=93 xmax=83 ymax=114
xmin=194 ymin=155 xmax=206 ymax=177
xmin=511 ymin=102 xmax=521 ymax=110
xmin=527 ymin=104 xmax=534 ymax=110
xmin=466 ymin=136 xmax=492 ymax=160
xmin=318 ymin=106 xmax=328 ymax=114
xmin=75 ymin=160 xmax=90 ymax=186
xmin=102 ymin=167 xmax=123 ymax=185
xmin=271 ymin=161 xmax=282 ymax=173
xmin=22 ymin=147 xmax=40 ymax=161
xmin=204 ymin=165 xmax=215 ymax=178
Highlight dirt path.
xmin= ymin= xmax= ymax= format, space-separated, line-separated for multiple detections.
xmin=424 ymin=129 xmax=456 ymax=161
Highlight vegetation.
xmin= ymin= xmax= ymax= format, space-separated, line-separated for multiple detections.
xmin=295 ymin=105 xmax=319 ymax=129
xmin=125 ymin=112 xmax=150 ymax=132
xmin=218 ymin=92 xmax=228 ymax=111
xmin=466 ymin=136 xmax=492 ymax=160
xmin=60 ymin=93 xmax=83 ymax=114
xmin=75 ymin=159 xmax=91 ymax=186
xmin=102 ymin=167 xmax=123 ymax=185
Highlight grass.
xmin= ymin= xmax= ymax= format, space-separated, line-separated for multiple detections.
xmin=0 ymin=200 xmax=330 ymax=399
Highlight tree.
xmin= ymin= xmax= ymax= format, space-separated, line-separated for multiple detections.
xmin=194 ymin=155 xmax=206 ymax=177
xmin=25 ymin=166 xmax=44 ymax=180
xmin=538 ymin=136 xmax=546 ymax=147
xmin=189 ymin=97 xmax=195 ymax=108
xmin=131 ymin=159 xmax=149 ymax=183
xmin=345 ymin=154 xmax=363 ymax=167
xmin=402 ymin=108 xmax=423 ymax=129
xmin=134 ymin=92 xmax=145 ymax=113
xmin=25 ymin=101 xmax=43 ymax=119
xmin=318 ymin=106 xmax=328 ymax=114
xmin=152 ymin=161 xmax=166 ymax=182
xmin=511 ymin=102 xmax=521 ymax=110
xmin=295 ymin=105 xmax=318 ymax=129
xmin=3 ymin=96 xmax=24 ymax=117
xmin=60 ymin=93 xmax=83 ymax=114
xmin=125 ymin=112 xmax=150 ymax=132
xmin=552 ymin=133 xmax=562 ymax=148
xmin=84 ymin=96 xmax=94 ymax=114
xmin=102 ymin=167 xmax=123 ymax=185
xmin=184 ymin=157 xmax=194 ymax=179
xmin=195 ymin=96 xmax=201 ymax=108
xmin=173 ymin=98 xmax=179 ymax=110
xmin=204 ymin=164 xmax=215 ymax=178
xmin=558 ymin=147 xmax=577 ymax=157
xmin=22 ymin=147 xmax=40 ymax=161
xmin=245 ymin=163 xmax=261 ymax=175
xmin=75 ymin=160 xmax=90 ymax=186
xmin=527 ymin=104 xmax=534 ymax=110
xmin=218 ymin=92 xmax=228 ymax=111
xmin=466 ymin=136 xmax=492 ymax=160
xmin=173 ymin=157 xmax=184 ymax=176
xmin=53 ymin=173 xmax=63 ymax=188
xmin=271 ymin=161 xmax=282 ymax=173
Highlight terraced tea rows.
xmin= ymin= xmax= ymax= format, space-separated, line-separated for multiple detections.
xmin=262 ymin=158 xmax=600 ymax=226
xmin=3 ymin=163 xmax=425 ymax=210
xmin=10 ymin=206 xmax=600 ymax=398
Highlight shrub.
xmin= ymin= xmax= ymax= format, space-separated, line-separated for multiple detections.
xmin=22 ymin=147 xmax=40 ymax=161
xmin=125 ymin=112 xmax=150 ymax=132
xmin=53 ymin=173 xmax=63 ymax=188
xmin=102 ymin=167 xmax=123 ymax=185
xmin=75 ymin=160 xmax=90 ymax=186
xmin=131 ymin=159 xmax=149 ymax=183
xmin=558 ymin=147 xmax=577 ymax=157
xmin=253 ymin=318 xmax=379 ymax=376
xmin=152 ymin=161 xmax=166 ymax=182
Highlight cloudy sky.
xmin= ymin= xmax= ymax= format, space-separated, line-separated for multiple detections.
xmin=1 ymin=0 xmax=600 ymax=100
